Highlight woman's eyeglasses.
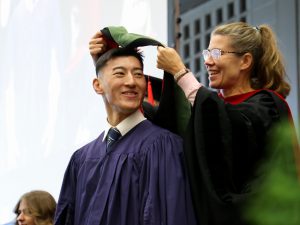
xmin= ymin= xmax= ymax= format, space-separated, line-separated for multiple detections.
xmin=202 ymin=48 xmax=245 ymax=60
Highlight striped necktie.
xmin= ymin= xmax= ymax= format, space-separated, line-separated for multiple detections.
xmin=106 ymin=127 xmax=121 ymax=150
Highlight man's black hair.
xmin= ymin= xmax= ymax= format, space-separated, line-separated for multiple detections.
xmin=95 ymin=47 xmax=144 ymax=76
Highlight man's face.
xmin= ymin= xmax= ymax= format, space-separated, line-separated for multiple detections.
xmin=95 ymin=56 xmax=146 ymax=118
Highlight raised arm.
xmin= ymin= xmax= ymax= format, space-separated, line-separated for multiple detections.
xmin=89 ymin=31 xmax=108 ymax=65
xmin=156 ymin=46 xmax=202 ymax=105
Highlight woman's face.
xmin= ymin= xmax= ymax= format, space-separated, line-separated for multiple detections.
xmin=204 ymin=34 xmax=246 ymax=91
xmin=16 ymin=199 xmax=36 ymax=225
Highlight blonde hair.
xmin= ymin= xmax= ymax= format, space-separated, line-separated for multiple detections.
xmin=212 ymin=22 xmax=290 ymax=98
xmin=14 ymin=190 xmax=56 ymax=225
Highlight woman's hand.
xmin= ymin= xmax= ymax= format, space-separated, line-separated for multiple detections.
xmin=89 ymin=31 xmax=108 ymax=65
xmin=156 ymin=46 xmax=186 ymax=76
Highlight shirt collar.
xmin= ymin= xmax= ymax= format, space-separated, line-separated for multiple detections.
xmin=103 ymin=110 xmax=146 ymax=141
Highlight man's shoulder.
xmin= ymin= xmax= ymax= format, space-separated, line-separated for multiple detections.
xmin=138 ymin=120 xmax=182 ymax=142
xmin=72 ymin=132 xmax=105 ymax=157
xmin=142 ymin=119 xmax=180 ymax=134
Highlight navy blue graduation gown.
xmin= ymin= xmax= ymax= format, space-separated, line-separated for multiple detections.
xmin=54 ymin=120 xmax=197 ymax=225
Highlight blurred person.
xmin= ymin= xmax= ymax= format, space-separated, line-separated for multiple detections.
xmin=14 ymin=190 xmax=56 ymax=225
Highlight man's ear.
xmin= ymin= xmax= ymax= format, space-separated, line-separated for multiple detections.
xmin=240 ymin=53 xmax=253 ymax=71
xmin=93 ymin=77 xmax=104 ymax=95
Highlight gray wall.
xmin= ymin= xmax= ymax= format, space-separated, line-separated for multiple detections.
xmin=250 ymin=0 xmax=299 ymax=126
xmin=168 ymin=0 xmax=299 ymax=127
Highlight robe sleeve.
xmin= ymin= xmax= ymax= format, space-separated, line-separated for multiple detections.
xmin=138 ymin=132 xmax=197 ymax=225
xmin=184 ymin=87 xmax=294 ymax=225
xmin=54 ymin=150 xmax=81 ymax=225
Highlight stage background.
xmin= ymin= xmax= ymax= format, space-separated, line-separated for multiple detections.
xmin=0 ymin=0 xmax=166 ymax=223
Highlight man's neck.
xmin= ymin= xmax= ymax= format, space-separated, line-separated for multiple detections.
xmin=107 ymin=110 xmax=138 ymax=127
xmin=103 ymin=110 xmax=146 ymax=140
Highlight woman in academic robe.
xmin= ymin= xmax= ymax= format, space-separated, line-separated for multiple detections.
xmin=156 ymin=21 xmax=299 ymax=225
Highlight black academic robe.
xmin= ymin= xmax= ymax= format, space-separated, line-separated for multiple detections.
xmin=183 ymin=87 xmax=296 ymax=225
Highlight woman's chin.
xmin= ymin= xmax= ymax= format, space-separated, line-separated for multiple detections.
xmin=209 ymin=81 xmax=220 ymax=89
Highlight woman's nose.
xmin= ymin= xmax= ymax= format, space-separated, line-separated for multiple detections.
xmin=204 ymin=56 xmax=214 ymax=66
xmin=17 ymin=212 xmax=24 ymax=221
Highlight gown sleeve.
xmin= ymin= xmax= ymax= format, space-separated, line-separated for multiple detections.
xmin=54 ymin=150 xmax=81 ymax=225
xmin=184 ymin=87 xmax=293 ymax=225
xmin=138 ymin=131 xmax=197 ymax=225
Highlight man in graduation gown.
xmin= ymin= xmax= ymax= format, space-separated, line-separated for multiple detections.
xmin=54 ymin=46 xmax=197 ymax=225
